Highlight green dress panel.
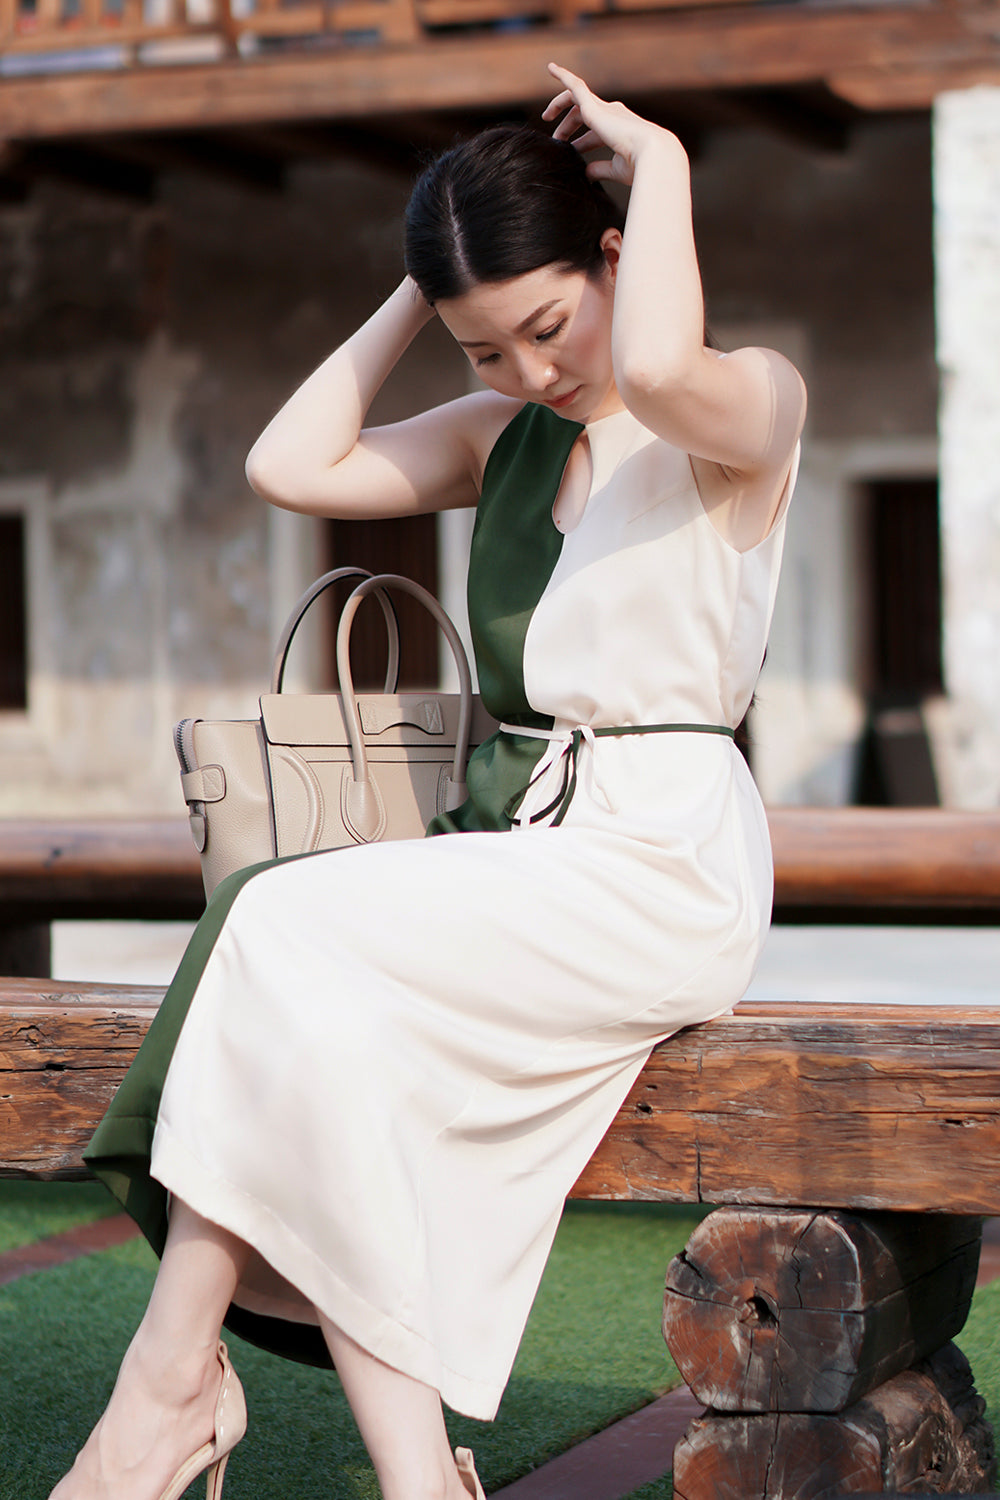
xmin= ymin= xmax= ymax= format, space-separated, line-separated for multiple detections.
xmin=427 ymin=404 xmax=581 ymax=833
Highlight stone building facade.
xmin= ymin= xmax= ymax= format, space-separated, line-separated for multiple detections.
xmin=0 ymin=91 xmax=996 ymax=816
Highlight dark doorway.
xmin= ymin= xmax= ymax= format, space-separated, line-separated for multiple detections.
xmin=867 ymin=476 xmax=942 ymax=699
xmin=855 ymin=475 xmax=942 ymax=804
xmin=325 ymin=513 xmax=440 ymax=691
xmin=0 ymin=515 xmax=27 ymax=711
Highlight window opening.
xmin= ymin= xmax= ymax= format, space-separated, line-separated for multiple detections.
xmin=0 ymin=515 xmax=27 ymax=711
xmin=855 ymin=476 xmax=941 ymax=805
xmin=325 ymin=513 xmax=440 ymax=691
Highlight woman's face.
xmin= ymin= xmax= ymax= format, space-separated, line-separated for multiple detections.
xmin=435 ymin=240 xmax=622 ymax=424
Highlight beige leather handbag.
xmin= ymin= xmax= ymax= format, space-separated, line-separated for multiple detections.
xmin=175 ymin=568 xmax=497 ymax=897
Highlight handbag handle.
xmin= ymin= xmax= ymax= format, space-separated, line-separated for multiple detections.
xmin=337 ymin=573 xmax=474 ymax=841
xmin=271 ymin=566 xmax=401 ymax=695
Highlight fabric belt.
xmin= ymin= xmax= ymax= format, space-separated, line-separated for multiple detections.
xmin=498 ymin=721 xmax=736 ymax=829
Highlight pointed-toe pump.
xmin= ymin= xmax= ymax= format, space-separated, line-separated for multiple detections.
xmin=455 ymin=1447 xmax=487 ymax=1499
xmin=158 ymin=1341 xmax=247 ymax=1500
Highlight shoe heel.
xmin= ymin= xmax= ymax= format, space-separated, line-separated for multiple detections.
xmin=455 ymin=1447 xmax=487 ymax=1499
xmin=205 ymin=1452 xmax=230 ymax=1500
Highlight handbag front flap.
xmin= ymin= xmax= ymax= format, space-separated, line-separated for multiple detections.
xmin=260 ymin=692 xmax=468 ymax=749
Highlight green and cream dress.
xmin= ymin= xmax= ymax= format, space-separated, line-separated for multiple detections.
xmin=86 ymin=401 xmax=796 ymax=1422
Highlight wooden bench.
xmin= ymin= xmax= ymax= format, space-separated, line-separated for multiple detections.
xmin=3 ymin=807 xmax=1000 ymax=1495
xmin=3 ymin=980 xmax=999 ymax=1495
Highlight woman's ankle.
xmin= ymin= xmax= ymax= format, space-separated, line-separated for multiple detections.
xmin=119 ymin=1329 xmax=222 ymax=1412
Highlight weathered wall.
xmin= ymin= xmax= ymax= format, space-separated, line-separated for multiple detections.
xmin=691 ymin=115 xmax=938 ymax=804
xmin=0 ymin=110 xmax=939 ymax=814
xmin=934 ymin=85 xmax=1000 ymax=808
xmin=0 ymin=160 xmax=465 ymax=814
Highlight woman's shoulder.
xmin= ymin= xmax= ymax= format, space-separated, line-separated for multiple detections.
xmin=443 ymin=391 xmax=532 ymax=491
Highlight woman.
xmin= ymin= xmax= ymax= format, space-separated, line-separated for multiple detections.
xmin=52 ymin=64 xmax=805 ymax=1500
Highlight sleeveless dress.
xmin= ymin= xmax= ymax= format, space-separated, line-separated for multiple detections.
xmin=85 ymin=401 xmax=795 ymax=1423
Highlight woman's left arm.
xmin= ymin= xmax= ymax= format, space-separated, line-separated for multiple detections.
xmin=544 ymin=65 xmax=806 ymax=481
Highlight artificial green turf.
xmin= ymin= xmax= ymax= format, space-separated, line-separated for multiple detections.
xmin=0 ymin=1181 xmax=117 ymax=1255
xmin=0 ymin=1194 xmax=705 ymax=1499
xmin=6 ymin=1182 xmax=997 ymax=1500
xmin=956 ymin=1275 xmax=1000 ymax=1417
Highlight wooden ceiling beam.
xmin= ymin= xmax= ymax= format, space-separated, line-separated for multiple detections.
xmin=1 ymin=3 xmax=998 ymax=141
xmin=829 ymin=59 xmax=1000 ymax=110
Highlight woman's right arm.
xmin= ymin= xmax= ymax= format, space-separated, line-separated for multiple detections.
xmin=246 ymin=277 xmax=509 ymax=519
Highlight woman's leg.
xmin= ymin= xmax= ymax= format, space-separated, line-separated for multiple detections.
xmin=52 ymin=1197 xmax=478 ymax=1500
xmin=49 ymin=1198 xmax=250 ymax=1500
xmin=319 ymin=1316 xmax=474 ymax=1500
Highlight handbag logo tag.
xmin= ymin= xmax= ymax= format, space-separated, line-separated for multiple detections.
xmin=419 ymin=701 xmax=443 ymax=735
xmin=358 ymin=699 xmax=445 ymax=736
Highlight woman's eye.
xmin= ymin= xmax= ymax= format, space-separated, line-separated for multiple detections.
xmin=536 ymin=321 xmax=565 ymax=344
xmin=475 ymin=352 xmax=501 ymax=367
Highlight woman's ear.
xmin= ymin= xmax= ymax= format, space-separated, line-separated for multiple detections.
xmin=600 ymin=228 xmax=623 ymax=279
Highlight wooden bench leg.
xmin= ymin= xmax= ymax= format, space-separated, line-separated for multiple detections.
xmin=0 ymin=923 xmax=51 ymax=978
xmin=662 ymin=1206 xmax=997 ymax=1498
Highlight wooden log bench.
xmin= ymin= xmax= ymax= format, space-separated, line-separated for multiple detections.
xmin=3 ymin=981 xmax=999 ymax=1496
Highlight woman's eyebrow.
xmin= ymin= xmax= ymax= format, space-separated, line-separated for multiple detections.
xmin=458 ymin=300 xmax=561 ymax=348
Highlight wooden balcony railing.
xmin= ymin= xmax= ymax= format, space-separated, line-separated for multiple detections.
xmin=2 ymin=0 xmax=997 ymax=139
xmin=0 ymin=0 xmax=764 ymax=66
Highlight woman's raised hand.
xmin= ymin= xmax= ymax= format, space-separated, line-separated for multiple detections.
xmin=542 ymin=63 xmax=664 ymax=186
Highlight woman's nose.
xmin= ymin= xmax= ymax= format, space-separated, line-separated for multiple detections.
xmin=519 ymin=353 xmax=557 ymax=393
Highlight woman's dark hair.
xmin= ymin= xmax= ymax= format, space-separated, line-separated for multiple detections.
xmin=404 ymin=124 xmax=626 ymax=305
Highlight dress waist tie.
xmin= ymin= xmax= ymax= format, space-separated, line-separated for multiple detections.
xmin=497 ymin=722 xmax=736 ymax=829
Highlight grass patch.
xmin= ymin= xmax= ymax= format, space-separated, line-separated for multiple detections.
xmin=6 ymin=1183 xmax=995 ymax=1500
xmin=956 ymin=1276 xmax=1000 ymax=1416
xmin=0 ymin=1181 xmax=118 ymax=1255
xmin=0 ymin=1194 xmax=706 ymax=1498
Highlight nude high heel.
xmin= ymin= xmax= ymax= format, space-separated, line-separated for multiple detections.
xmin=157 ymin=1341 xmax=247 ymax=1500
xmin=455 ymin=1447 xmax=487 ymax=1499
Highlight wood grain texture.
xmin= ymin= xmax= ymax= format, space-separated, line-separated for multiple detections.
xmin=1 ymin=1 xmax=999 ymax=139
xmin=572 ymin=1003 xmax=1000 ymax=1215
xmin=4 ymin=988 xmax=1000 ymax=1209
xmin=672 ymin=1344 xmax=997 ymax=1499
xmin=662 ymin=1208 xmax=982 ymax=1412
xmin=0 ymin=980 xmax=161 ymax=1177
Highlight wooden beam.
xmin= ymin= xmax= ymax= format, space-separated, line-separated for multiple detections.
xmin=1 ymin=3 xmax=997 ymax=141
xmin=572 ymin=1001 xmax=1000 ymax=1214
xmin=768 ymin=807 xmax=1000 ymax=912
xmin=4 ymin=988 xmax=999 ymax=1211
xmin=0 ymin=819 xmax=204 ymax=921
xmin=0 ymin=808 xmax=999 ymax=921
xmin=0 ymin=981 xmax=162 ymax=1179
xmin=830 ymin=59 xmax=1000 ymax=110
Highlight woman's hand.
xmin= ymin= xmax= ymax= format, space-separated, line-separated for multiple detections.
xmin=543 ymin=62 xmax=805 ymax=538
xmin=542 ymin=63 xmax=670 ymax=187
xmin=245 ymin=275 xmax=484 ymax=520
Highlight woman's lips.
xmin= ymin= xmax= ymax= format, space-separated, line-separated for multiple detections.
xmin=546 ymin=386 xmax=581 ymax=409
